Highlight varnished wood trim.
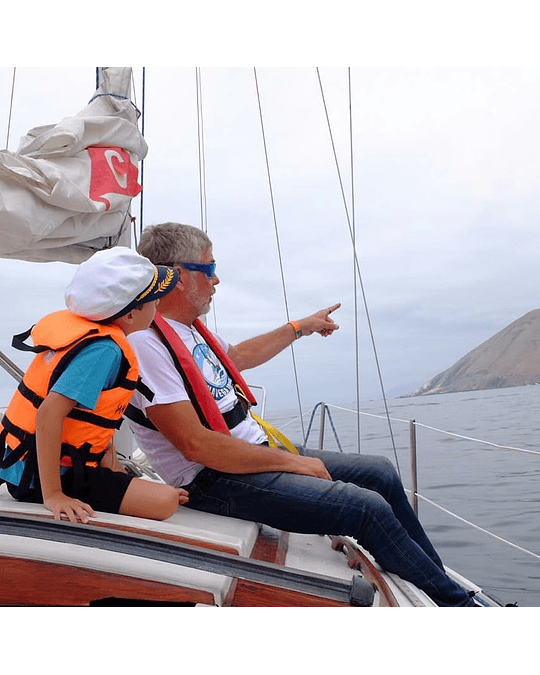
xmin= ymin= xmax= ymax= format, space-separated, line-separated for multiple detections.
xmin=222 ymin=577 xmax=239 ymax=606
xmin=0 ymin=507 xmax=241 ymax=556
xmin=249 ymin=526 xmax=289 ymax=565
xmin=223 ymin=525 xmax=289 ymax=607
xmin=88 ymin=520 xmax=242 ymax=555
xmin=330 ymin=536 xmax=399 ymax=607
xmin=0 ymin=556 xmax=215 ymax=606
xmin=229 ymin=527 xmax=350 ymax=606
xmin=230 ymin=580 xmax=349 ymax=607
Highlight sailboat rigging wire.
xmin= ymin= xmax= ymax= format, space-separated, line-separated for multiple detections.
xmin=196 ymin=68 xmax=209 ymax=234
xmin=5 ymin=68 xmax=16 ymax=150
xmin=253 ymin=68 xmax=305 ymax=439
xmin=195 ymin=68 xmax=218 ymax=333
xmin=347 ymin=68 xmax=362 ymax=454
xmin=316 ymin=68 xmax=401 ymax=478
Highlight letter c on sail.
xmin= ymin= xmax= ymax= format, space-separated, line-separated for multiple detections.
xmin=87 ymin=146 xmax=142 ymax=210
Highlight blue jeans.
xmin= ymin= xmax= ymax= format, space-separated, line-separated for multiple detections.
xmin=185 ymin=450 xmax=475 ymax=607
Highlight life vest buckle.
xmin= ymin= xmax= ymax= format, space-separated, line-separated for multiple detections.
xmin=234 ymin=384 xmax=252 ymax=411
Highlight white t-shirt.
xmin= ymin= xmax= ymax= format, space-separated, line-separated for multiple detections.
xmin=128 ymin=318 xmax=266 ymax=487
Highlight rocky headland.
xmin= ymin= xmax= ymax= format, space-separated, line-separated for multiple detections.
xmin=412 ymin=309 xmax=540 ymax=396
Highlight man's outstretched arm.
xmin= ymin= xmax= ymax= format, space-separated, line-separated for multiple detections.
xmin=227 ymin=303 xmax=341 ymax=371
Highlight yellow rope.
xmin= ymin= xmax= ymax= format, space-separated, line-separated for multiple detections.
xmin=250 ymin=412 xmax=299 ymax=455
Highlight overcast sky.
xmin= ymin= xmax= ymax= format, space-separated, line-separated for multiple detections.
xmin=1 ymin=64 xmax=540 ymax=412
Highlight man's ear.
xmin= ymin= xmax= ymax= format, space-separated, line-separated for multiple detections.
xmin=174 ymin=268 xmax=184 ymax=288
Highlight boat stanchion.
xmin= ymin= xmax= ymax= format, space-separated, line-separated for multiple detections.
xmin=409 ymin=419 xmax=419 ymax=517
xmin=303 ymin=402 xmax=343 ymax=452
xmin=319 ymin=403 xmax=327 ymax=451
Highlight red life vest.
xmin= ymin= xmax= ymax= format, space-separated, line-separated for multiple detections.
xmin=149 ymin=312 xmax=257 ymax=434
xmin=125 ymin=313 xmax=300 ymax=455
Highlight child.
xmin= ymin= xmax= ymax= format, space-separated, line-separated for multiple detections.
xmin=0 ymin=246 xmax=188 ymax=524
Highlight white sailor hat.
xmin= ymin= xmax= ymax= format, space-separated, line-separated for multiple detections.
xmin=65 ymin=246 xmax=178 ymax=321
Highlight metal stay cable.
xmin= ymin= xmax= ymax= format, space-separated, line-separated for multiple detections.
xmin=347 ymin=68 xmax=362 ymax=453
xmin=316 ymin=68 xmax=400 ymax=477
xmin=195 ymin=68 xmax=218 ymax=333
xmin=5 ymin=67 xmax=16 ymax=150
xmin=195 ymin=68 xmax=209 ymax=234
xmin=253 ymin=68 xmax=305 ymax=438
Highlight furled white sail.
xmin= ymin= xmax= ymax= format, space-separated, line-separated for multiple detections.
xmin=0 ymin=67 xmax=147 ymax=263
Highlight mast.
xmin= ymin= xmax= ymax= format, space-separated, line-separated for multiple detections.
xmin=95 ymin=67 xmax=134 ymax=250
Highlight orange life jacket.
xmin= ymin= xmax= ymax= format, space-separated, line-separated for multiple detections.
xmin=0 ymin=310 xmax=141 ymax=494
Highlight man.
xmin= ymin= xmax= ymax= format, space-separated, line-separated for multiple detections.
xmin=127 ymin=221 xmax=477 ymax=607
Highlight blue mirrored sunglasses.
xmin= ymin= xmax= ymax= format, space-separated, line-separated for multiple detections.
xmin=179 ymin=261 xmax=217 ymax=278
xmin=157 ymin=261 xmax=217 ymax=278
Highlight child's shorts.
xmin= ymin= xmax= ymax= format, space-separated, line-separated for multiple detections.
xmin=7 ymin=466 xmax=135 ymax=515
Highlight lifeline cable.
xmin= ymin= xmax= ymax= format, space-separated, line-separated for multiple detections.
xmin=415 ymin=492 xmax=540 ymax=562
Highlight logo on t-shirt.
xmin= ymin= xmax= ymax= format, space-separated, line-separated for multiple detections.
xmin=192 ymin=343 xmax=232 ymax=401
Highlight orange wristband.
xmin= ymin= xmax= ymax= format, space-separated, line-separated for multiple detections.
xmin=288 ymin=320 xmax=302 ymax=339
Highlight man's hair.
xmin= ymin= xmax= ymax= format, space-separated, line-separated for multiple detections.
xmin=138 ymin=222 xmax=212 ymax=265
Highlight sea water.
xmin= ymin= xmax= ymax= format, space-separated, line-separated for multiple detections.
xmin=268 ymin=385 xmax=540 ymax=608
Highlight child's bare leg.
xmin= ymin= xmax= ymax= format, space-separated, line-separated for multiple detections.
xmin=119 ymin=479 xmax=188 ymax=520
